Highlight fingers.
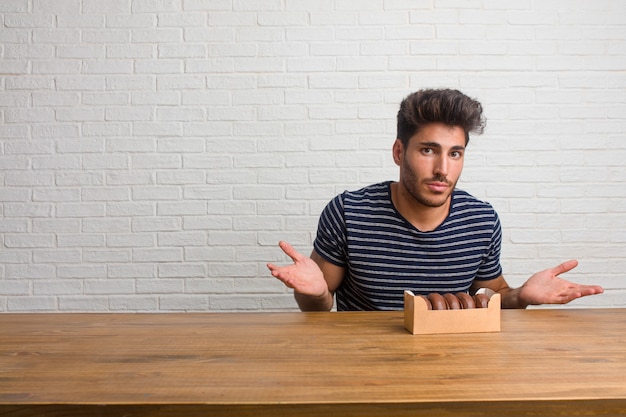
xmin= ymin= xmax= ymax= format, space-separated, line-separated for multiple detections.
xmin=572 ymin=284 xmax=604 ymax=297
xmin=587 ymin=285 xmax=604 ymax=294
xmin=277 ymin=240 xmax=303 ymax=263
xmin=266 ymin=262 xmax=280 ymax=275
xmin=551 ymin=259 xmax=579 ymax=276
xmin=553 ymin=283 xmax=604 ymax=305
xmin=266 ymin=263 xmax=295 ymax=288
xmin=547 ymin=260 xmax=604 ymax=303
xmin=267 ymin=241 xmax=304 ymax=285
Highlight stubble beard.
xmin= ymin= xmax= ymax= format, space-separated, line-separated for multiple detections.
xmin=400 ymin=162 xmax=456 ymax=209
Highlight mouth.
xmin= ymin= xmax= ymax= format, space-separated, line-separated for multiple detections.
xmin=426 ymin=181 xmax=449 ymax=193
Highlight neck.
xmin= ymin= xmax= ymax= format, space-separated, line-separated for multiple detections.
xmin=390 ymin=182 xmax=451 ymax=232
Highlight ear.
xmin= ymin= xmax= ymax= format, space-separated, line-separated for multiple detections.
xmin=392 ymin=139 xmax=403 ymax=166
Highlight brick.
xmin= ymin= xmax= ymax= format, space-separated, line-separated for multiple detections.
xmin=158 ymin=263 xmax=207 ymax=278
xmin=33 ymin=188 xmax=80 ymax=201
xmin=1 ymin=219 xmax=35 ymax=234
xmin=82 ymin=0 xmax=130 ymax=14
xmin=0 ymin=280 xmax=30 ymax=296
xmin=157 ymin=12 xmax=206 ymax=27
xmin=107 ymin=75 xmax=155 ymax=91
xmin=0 ymin=1 xmax=625 ymax=314
xmin=33 ymin=249 xmax=82 ymax=263
xmin=59 ymin=296 xmax=110 ymax=311
xmin=106 ymin=14 xmax=155 ymax=28
xmin=4 ymin=14 xmax=54 ymax=28
xmin=0 ymin=250 xmax=31 ymax=264
xmin=209 ymin=295 xmax=262 ymax=311
xmin=57 ymin=234 xmax=105 ymax=248
xmin=133 ymin=122 xmax=183 ymax=137
xmin=57 ymin=45 xmax=105 ymax=59
xmin=157 ymin=201 xmax=207 ymax=216
xmin=158 ymin=44 xmax=206 ymax=58
xmin=108 ymin=264 xmax=156 ymax=279
xmin=8 ymin=297 xmax=57 ymax=312
xmin=185 ymin=247 xmax=235 ymax=262
xmin=85 ymin=279 xmax=135 ymax=295
xmin=184 ymin=28 xmax=234 ymax=43
xmin=4 ymin=202 xmax=52 ymax=217
xmin=132 ymin=0 xmax=179 ymax=13
xmin=80 ymin=189 xmax=130 ymax=209
xmin=159 ymin=294 xmax=209 ymax=311
xmin=156 ymin=107 xmax=205 ymax=121
xmin=83 ymin=60 xmax=134 ymax=74
xmin=82 ymin=154 xmax=129 ymax=170
xmin=186 ymin=278 xmax=234 ymax=293
xmin=55 ymin=76 xmax=104 ymax=90
xmin=132 ymin=92 xmax=180 ymax=105
xmin=57 ymin=265 xmax=106 ymax=279
xmin=4 ymin=44 xmax=54 ymax=59
xmin=4 ymin=76 xmax=54 ymax=91
xmin=32 ymin=92 xmax=80 ymax=107
xmin=261 ymin=295 xmax=299 ymax=311
xmin=0 ymin=0 xmax=28 ymax=12
xmin=4 ymin=171 xmax=54 ymax=187
xmin=103 ymin=106 xmax=153 ymax=121
xmin=158 ymin=138 xmax=204 ymax=153
xmin=109 ymin=296 xmax=159 ymax=311
xmin=106 ymin=138 xmax=154 ymax=152
xmin=132 ymin=186 xmax=182 ymax=201
xmin=106 ymin=44 xmax=154 ymax=59
xmin=133 ymin=217 xmax=181 ymax=232
xmin=5 ymin=108 xmax=55 ymax=123
xmin=82 ymin=249 xmax=131 ymax=263
xmin=33 ymin=29 xmax=80 ymax=44
xmin=107 ymin=233 xmax=156 ymax=248
xmin=58 ymin=15 xmax=105 ymax=29
xmin=183 ymin=216 xmax=232 ymax=231
xmin=6 ymin=264 xmax=55 ymax=280
xmin=56 ymin=108 xmax=105 ymax=122
xmin=34 ymin=280 xmax=82 ymax=296
xmin=81 ymin=29 xmax=131 ymax=44
xmin=184 ymin=0 xmax=230 ymax=11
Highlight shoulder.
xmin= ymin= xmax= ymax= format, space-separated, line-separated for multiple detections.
xmin=452 ymin=189 xmax=497 ymax=212
xmin=340 ymin=181 xmax=392 ymax=204
xmin=321 ymin=181 xmax=393 ymax=219
xmin=450 ymin=189 xmax=500 ymax=226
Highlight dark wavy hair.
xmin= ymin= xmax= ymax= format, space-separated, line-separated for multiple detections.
xmin=396 ymin=89 xmax=486 ymax=146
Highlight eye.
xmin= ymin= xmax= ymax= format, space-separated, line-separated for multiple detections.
xmin=421 ymin=147 xmax=434 ymax=155
xmin=450 ymin=150 xmax=464 ymax=159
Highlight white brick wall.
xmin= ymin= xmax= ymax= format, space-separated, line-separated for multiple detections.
xmin=1 ymin=0 xmax=625 ymax=312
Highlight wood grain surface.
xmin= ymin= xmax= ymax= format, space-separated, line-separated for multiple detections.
xmin=1 ymin=309 xmax=625 ymax=416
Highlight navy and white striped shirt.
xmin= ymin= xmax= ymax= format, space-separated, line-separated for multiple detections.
xmin=313 ymin=181 xmax=503 ymax=311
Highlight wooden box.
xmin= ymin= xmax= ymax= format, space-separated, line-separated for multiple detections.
xmin=403 ymin=290 xmax=501 ymax=335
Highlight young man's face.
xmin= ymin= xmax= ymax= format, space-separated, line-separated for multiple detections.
xmin=393 ymin=122 xmax=466 ymax=209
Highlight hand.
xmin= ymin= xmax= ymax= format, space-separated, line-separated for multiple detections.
xmin=267 ymin=241 xmax=329 ymax=298
xmin=518 ymin=260 xmax=604 ymax=306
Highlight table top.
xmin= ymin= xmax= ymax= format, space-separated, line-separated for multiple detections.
xmin=1 ymin=308 xmax=625 ymax=417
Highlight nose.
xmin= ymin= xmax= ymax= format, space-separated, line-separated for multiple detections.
xmin=433 ymin=155 xmax=448 ymax=178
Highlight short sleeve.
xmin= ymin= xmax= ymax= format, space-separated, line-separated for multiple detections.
xmin=474 ymin=210 xmax=503 ymax=281
xmin=313 ymin=194 xmax=348 ymax=267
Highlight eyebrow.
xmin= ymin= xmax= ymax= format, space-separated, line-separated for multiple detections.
xmin=418 ymin=141 xmax=466 ymax=151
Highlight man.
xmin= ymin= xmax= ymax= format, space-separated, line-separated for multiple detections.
xmin=267 ymin=88 xmax=603 ymax=311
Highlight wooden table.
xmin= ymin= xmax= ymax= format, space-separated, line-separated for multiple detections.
xmin=1 ymin=309 xmax=625 ymax=417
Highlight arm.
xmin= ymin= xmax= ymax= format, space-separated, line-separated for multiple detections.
xmin=267 ymin=241 xmax=345 ymax=311
xmin=471 ymin=260 xmax=604 ymax=309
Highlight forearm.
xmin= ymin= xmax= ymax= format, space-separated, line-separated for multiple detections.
xmin=294 ymin=289 xmax=334 ymax=311
xmin=498 ymin=287 xmax=529 ymax=309
xmin=472 ymin=275 xmax=530 ymax=309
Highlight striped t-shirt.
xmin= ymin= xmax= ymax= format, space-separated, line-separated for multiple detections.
xmin=313 ymin=181 xmax=503 ymax=311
